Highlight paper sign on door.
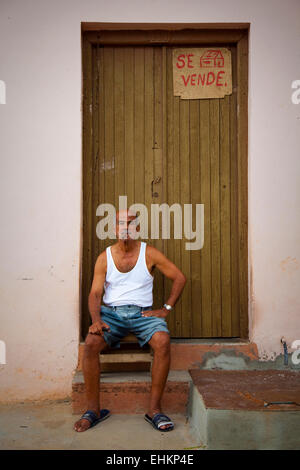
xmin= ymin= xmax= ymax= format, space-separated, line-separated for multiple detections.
xmin=173 ymin=48 xmax=232 ymax=99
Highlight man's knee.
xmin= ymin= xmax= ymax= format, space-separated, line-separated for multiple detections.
xmin=149 ymin=331 xmax=170 ymax=354
xmin=84 ymin=333 xmax=107 ymax=355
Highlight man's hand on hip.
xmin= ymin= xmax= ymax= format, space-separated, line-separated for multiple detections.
xmin=141 ymin=308 xmax=168 ymax=319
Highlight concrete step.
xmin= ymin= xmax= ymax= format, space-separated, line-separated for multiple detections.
xmin=77 ymin=340 xmax=259 ymax=371
xmin=72 ymin=370 xmax=192 ymax=415
xmin=188 ymin=370 xmax=300 ymax=450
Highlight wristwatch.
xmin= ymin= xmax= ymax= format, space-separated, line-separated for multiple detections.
xmin=163 ymin=303 xmax=173 ymax=311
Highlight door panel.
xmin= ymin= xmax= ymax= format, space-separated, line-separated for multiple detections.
xmin=82 ymin=42 xmax=243 ymax=339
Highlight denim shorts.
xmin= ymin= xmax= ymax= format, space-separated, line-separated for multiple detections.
xmin=100 ymin=304 xmax=170 ymax=349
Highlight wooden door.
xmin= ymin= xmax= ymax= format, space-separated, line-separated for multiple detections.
xmin=82 ymin=33 xmax=248 ymax=340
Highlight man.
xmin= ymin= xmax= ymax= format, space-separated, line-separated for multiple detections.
xmin=74 ymin=209 xmax=186 ymax=432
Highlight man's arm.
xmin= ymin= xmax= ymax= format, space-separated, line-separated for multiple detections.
xmin=142 ymin=246 xmax=186 ymax=318
xmin=87 ymin=251 xmax=110 ymax=335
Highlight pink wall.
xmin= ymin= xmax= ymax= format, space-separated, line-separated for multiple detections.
xmin=0 ymin=0 xmax=299 ymax=401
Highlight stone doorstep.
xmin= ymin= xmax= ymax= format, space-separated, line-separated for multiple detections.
xmin=72 ymin=370 xmax=191 ymax=415
xmin=76 ymin=340 xmax=259 ymax=371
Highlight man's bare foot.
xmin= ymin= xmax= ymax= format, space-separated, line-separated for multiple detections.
xmin=74 ymin=409 xmax=101 ymax=432
xmin=74 ymin=417 xmax=92 ymax=432
xmin=147 ymin=409 xmax=173 ymax=431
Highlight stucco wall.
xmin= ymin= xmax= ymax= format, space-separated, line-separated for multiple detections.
xmin=0 ymin=0 xmax=299 ymax=401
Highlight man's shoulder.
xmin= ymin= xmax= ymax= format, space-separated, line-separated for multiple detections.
xmin=95 ymin=249 xmax=108 ymax=271
xmin=145 ymin=244 xmax=165 ymax=261
xmin=97 ymin=242 xmax=116 ymax=258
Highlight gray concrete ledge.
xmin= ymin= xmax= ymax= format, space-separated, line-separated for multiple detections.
xmin=188 ymin=383 xmax=300 ymax=450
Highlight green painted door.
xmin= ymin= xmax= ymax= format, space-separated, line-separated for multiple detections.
xmin=82 ymin=40 xmax=247 ymax=340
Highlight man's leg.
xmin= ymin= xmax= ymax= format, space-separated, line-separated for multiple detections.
xmin=74 ymin=333 xmax=107 ymax=432
xmin=147 ymin=331 xmax=171 ymax=430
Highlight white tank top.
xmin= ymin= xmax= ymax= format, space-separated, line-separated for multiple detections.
xmin=103 ymin=241 xmax=154 ymax=307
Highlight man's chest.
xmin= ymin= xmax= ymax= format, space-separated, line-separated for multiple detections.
xmin=114 ymin=255 xmax=137 ymax=273
xmin=111 ymin=247 xmax=154 ymax=275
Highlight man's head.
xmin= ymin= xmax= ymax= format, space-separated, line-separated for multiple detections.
xmin=115 ymin=209 xmax=140 ymax=241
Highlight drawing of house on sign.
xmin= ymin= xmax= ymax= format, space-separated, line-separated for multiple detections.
xmin=200 ymin=50 xmax=224 ymax=67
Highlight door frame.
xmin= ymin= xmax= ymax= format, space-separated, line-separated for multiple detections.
xmin=81 ymin=23 xmax=249 ymax=340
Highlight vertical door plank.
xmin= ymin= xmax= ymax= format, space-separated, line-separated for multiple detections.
xmin=144 ymin=47 xmax=154 ymax=240
xmin=114 ymin=48 xmax=125 ymax=200
xmin=134 ymin=47 xmax=145 ymax=209
xmin=161 ymin=46 xmax=170 ymax=321
xmin=220 ymin=94 xmax=232 ymax=336
xmin=98 ymin=47 xmax=105 ymax=252
xmin=152 ymin=47 xmax=165 ymax=310
xmin=200 ymin=99 xmax=212 ymax=336
xmin=103 ymin=47 xmax=115 ymax=217
xmin=189 ymin=99 xmax=202 ymax=337
xmin=161 ymin=46 xmax=168 ymax=211
xmin=124 ymin=48 xmax=135 ymax=208
xmin=179 ymin=98 xmax=192 ymax=337
xmin=210 ymin=99 xmax=222 ymax=336
xmin=172 ymin=96 xmax=182 ymax=336
xmin=92 ymin=45 xmax=100 ymax=280
xmin=230 ymin=46 xmax=240 ymax=336
xmin=165 ymin=47 xmax=176 ymax=333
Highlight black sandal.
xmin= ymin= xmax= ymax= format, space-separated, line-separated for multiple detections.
xmin=77 ymin=409 xmax=110 ymax=430
xmin=144 ymin=413 xmax=174 ymax=432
